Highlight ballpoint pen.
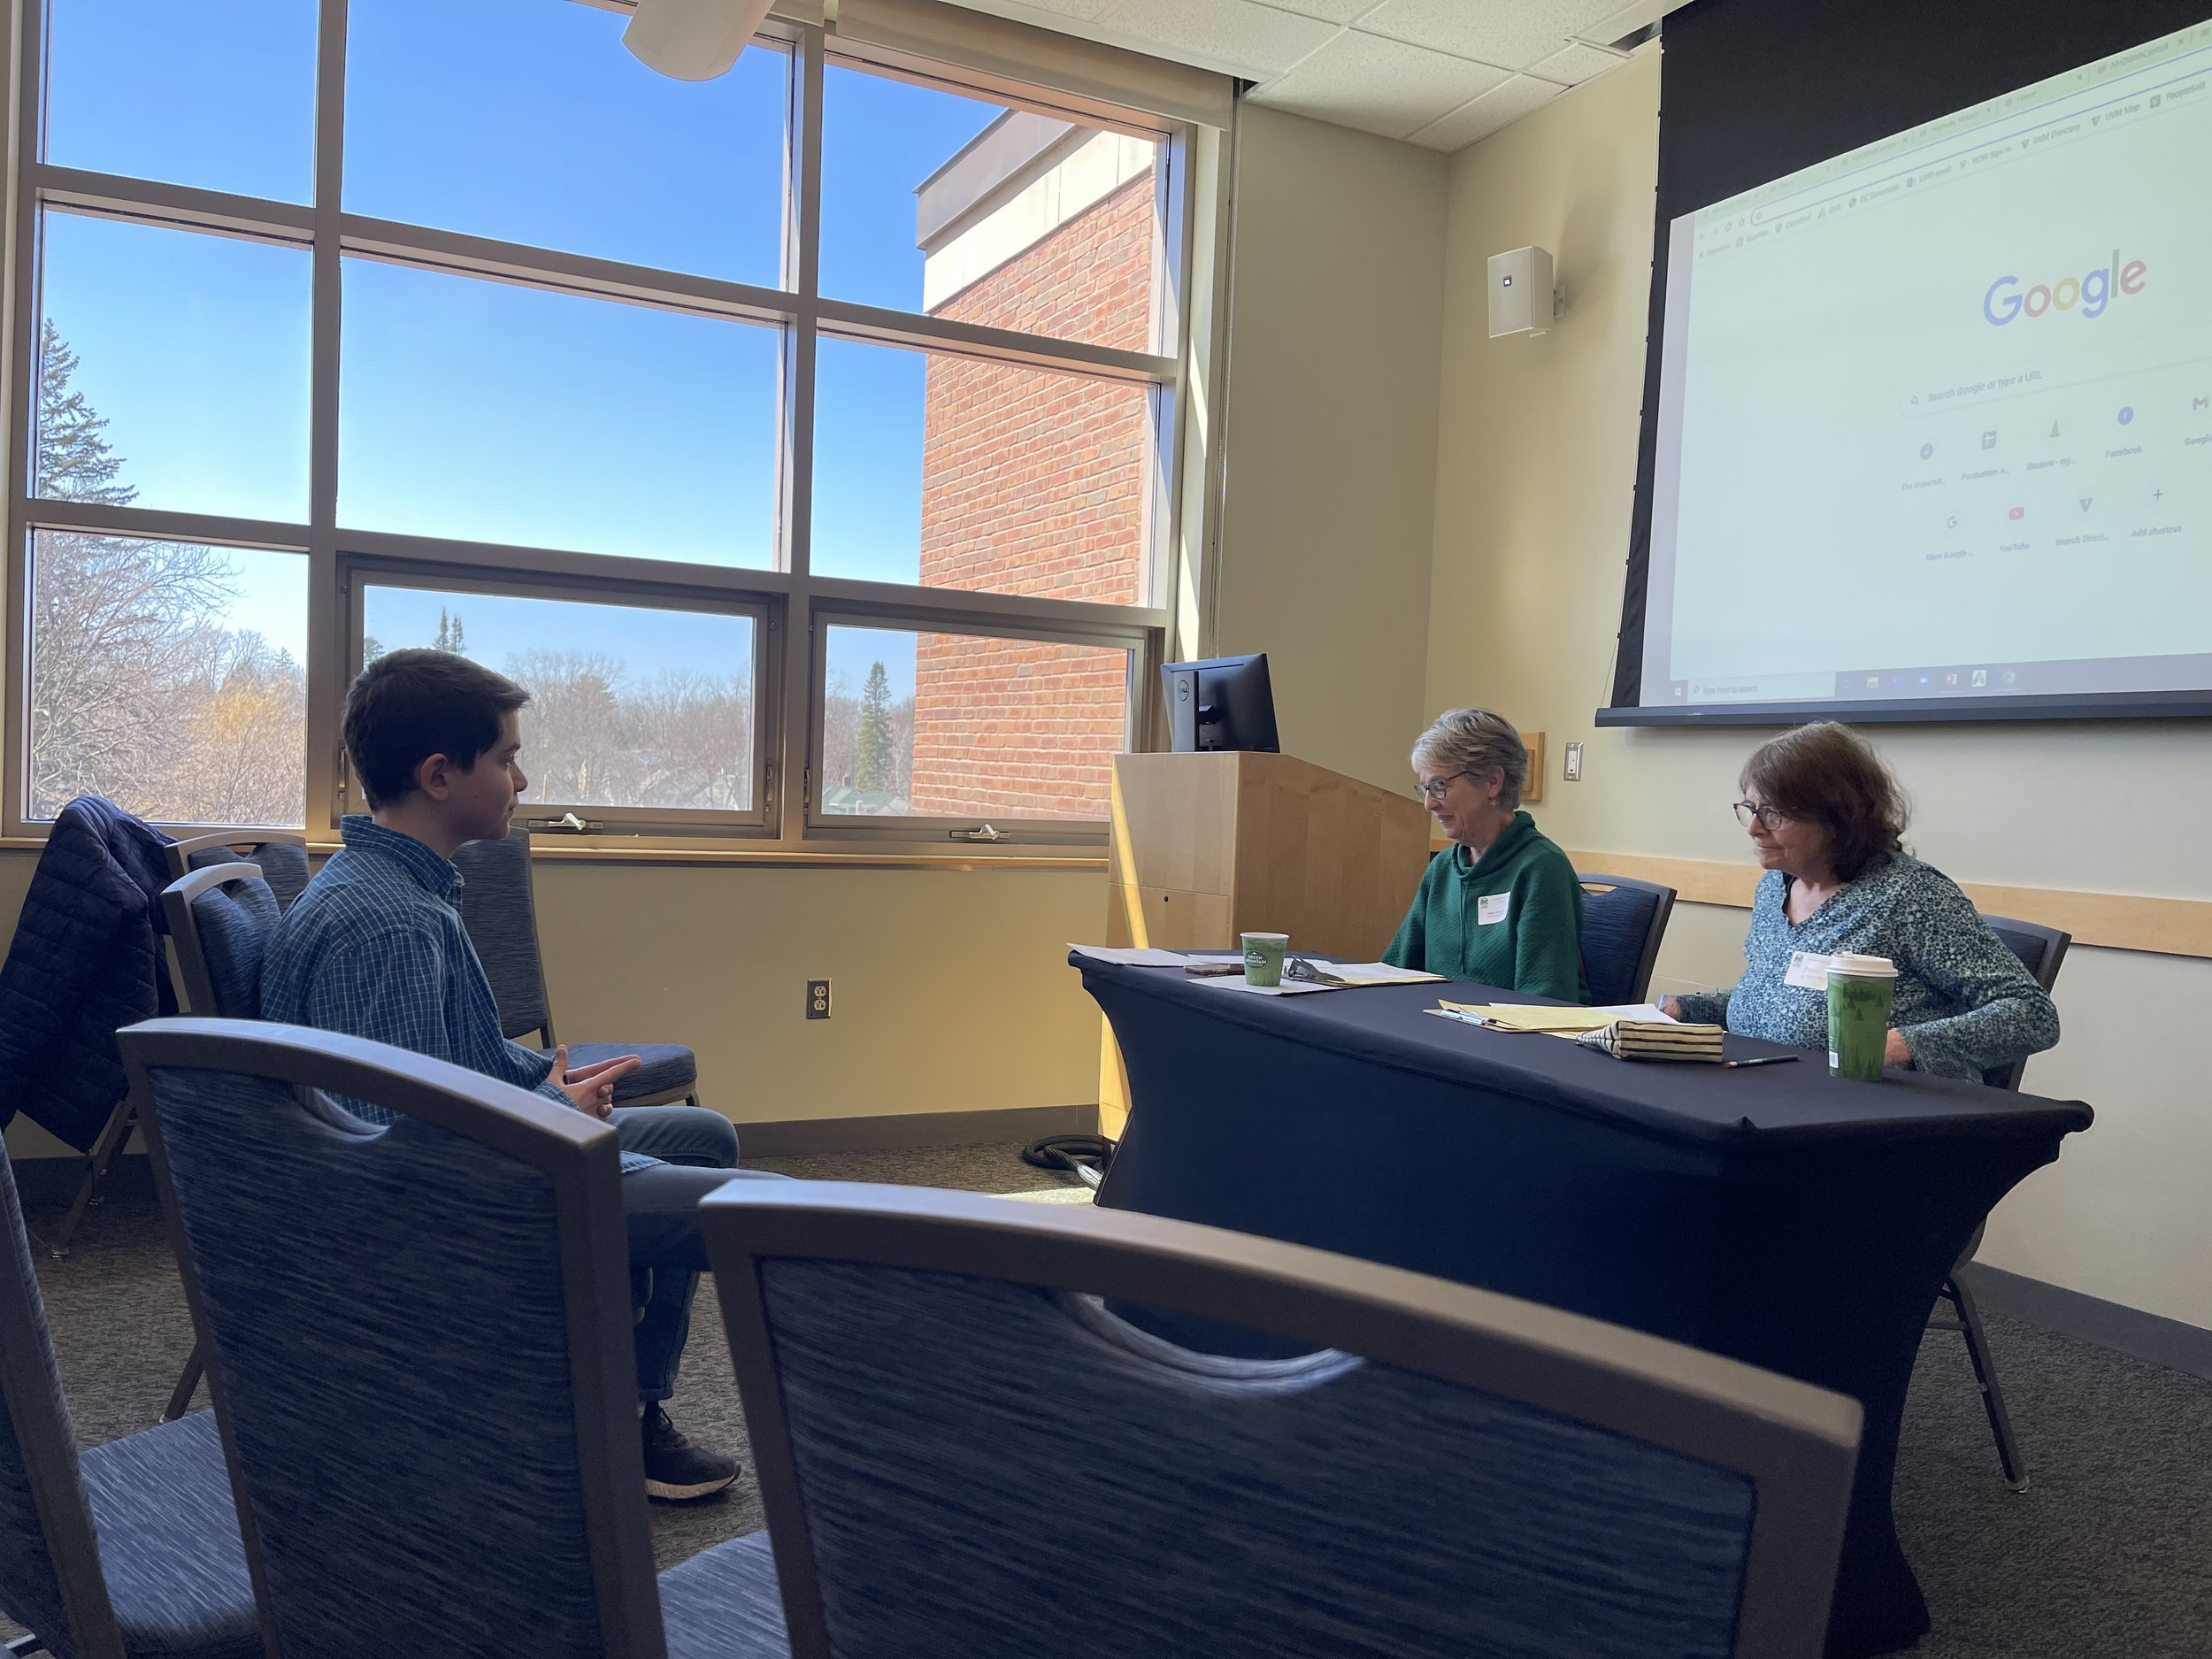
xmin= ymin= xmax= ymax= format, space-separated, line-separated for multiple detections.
xmin=1723 ymin=1054 xmax=1801 ymax=1068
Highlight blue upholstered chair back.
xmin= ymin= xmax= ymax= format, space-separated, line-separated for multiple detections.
xmin=451 ymin=827 xmax=555 ymax=1043
xmin=123 ymin=1020 xmax=664 ymax=1659
xmin=183 ymin=842 xmax=308 ymax=916
xmin=1979 ymin=915 xmax=2071 ymax=1091
xmin=1577 ymin=872 xmax=1678 ymax=1006
xmin=162 ymin=867 xmax=280 ymax=1020
xmin=706 ymin=1185 xmax=1863 ymax=1659
xmin=0 ymin=1141 xmax=121 ymax=1657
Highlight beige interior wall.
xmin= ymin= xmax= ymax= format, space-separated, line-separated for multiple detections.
xmin=529 ymin=861 xmax=1105 ymax=1125
xmin=1430 ymin=51 xmax=2212 ymax=1330
xmin=1211 ymin=104 xmax=1448 ymax=793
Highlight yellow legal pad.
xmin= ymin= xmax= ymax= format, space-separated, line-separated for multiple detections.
xmin=1434 ymin=1002 xmax=1628 ymax=1035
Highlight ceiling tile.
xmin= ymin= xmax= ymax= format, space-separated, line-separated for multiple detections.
xmin=1248 ymin=30 xmax=1510 ymax=140
xmin=1090 ymin=0 xmax=1342 ymax=78
xmin=1407 ymin=72 xmax=1563 ymax=150
xmin=1249 ymin=0 xmax=1381 ymax=22
xmin=1360 ymin=0 xmax=1624 ymax=72
xmin=1525 ymin=39 xmax=1632 ymax=84
xmin=939 ymin=0 xmax=1123 ymax=26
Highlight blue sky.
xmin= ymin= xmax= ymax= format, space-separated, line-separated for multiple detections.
xmin=37 ymin=0 xmax=1013 ymax=697
xmin=364 ymin=584 xmax=759 ymax=691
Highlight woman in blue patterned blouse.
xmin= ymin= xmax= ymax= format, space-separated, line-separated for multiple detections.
xmin=1663 ymin=723 xmax=2059 ymax=1082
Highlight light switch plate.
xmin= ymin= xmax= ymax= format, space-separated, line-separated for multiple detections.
xmin=1563 ymin=741 xmax=1584 ymax=782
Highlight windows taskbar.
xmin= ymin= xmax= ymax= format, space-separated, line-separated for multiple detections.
xmin=1597 ymin=687 xmax=2212 ymax=726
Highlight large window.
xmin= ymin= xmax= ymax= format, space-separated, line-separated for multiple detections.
xmin=9 ymin=0 xmax=1194 ymax=847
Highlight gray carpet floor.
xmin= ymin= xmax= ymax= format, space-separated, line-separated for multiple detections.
xmin=11 ymin=1144 xmax=2211 ymax=1656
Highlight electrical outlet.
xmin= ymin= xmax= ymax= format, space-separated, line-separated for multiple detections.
xmin=805 ymin=979 xmax=831 ymax=1019
xmin=1563 ymin=741 xmax=1584 ymax=782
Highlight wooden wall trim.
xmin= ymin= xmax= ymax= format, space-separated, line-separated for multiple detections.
xmin=1562 ymin=849 xmax=2212 ymax=962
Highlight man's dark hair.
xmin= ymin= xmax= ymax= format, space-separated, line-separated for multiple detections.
xmin=343 ymin=649 xmax=530 ymax=810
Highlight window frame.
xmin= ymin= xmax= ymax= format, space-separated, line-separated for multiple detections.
xmin=3 ymin=0 xmax=1208 ymax=853
xmin=804 ymin=601 xmax=1148 ymax=847
xmin=346 ymin=557 xmax=780 ymax=833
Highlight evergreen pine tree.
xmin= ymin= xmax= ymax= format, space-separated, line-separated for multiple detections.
xmin=431 ymin=608 xmax=470 ymax=654
xmin=856 ymin=659 xmax=894 ymax=791
xmin=36 ymin=322 xmax=134 ymax=505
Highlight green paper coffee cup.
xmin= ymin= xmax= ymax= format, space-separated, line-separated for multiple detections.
xmin=1827 ymin=953 xmax=1899 ymax=1081
xmin=1241 ymin=932 xmax=1289 ymax=988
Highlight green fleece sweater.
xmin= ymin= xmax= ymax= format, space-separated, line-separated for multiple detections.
xmin=1381 ymin=811 xmax=1587 ymax=1002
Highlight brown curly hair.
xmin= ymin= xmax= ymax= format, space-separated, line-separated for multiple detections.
xmin=1740 ymin=722 xmax=1909 ymax=882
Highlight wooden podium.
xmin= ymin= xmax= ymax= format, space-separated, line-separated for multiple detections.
xmin=1096 ymin=751 xmax=1432 ymax=1135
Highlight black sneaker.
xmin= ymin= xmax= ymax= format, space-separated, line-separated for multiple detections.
xmin=641 ymin=1403 xmax=738 ymax=1502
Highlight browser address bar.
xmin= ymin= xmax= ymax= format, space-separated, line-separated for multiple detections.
xmin=1902 ymin=328 xmax=2212 ymax=421
xmin=1749 ymin=45 xmax=2212 ymax=227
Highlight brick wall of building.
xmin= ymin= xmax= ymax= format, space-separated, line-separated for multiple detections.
xmin=908 ymin=169 xmax=1155 ymax=818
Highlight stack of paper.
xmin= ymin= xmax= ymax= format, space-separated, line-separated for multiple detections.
xmin=1190 ymin=976 xmax=1334 ymax=998
xmin=1432 ymin=1002 xmax=1676 ymax=1037
xmin=1067 ymin=945 xmax=1194 ymax=967
xmin=1303 ymin=962 xmax=1450 ymax=987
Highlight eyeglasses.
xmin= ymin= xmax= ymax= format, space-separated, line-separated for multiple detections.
xmin=1418 ymin=772 xmax=1473 ymax=802
xmin=1732 ymin=800 xmax=1788 ymax=830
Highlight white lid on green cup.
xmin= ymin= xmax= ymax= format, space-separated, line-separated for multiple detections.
xmin=1828 ymin=953 xmax=1898 ymax=978
xmin=1242 ymin=932 xmax=1289 ymax=944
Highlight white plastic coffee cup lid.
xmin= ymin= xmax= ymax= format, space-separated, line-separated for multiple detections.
xmin=1829 ymin=953 xmax=1898 ymax=978
xmin=1242 ymin=932 xmax=1289 ymax=944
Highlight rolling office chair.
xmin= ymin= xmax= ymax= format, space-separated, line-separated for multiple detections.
xmin=702 ymin=1179 xmax=1864 ymax=1659
xmin=119 ymin=1020 xmax=783 ymax=1659
xmin=451 ymin=827 xmax=703 ymax=1110
xmin=1927 ymin=914 xmax=2072 ymax=1493
xmin=1575 ymin=872 xmax=1678 ymax=1005
xmin=0 ymin=1133 xmax=258 ymax=1659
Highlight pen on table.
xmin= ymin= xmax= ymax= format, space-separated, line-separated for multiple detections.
xmin=1723 ymin=1054 xmax=1801 ymax=1069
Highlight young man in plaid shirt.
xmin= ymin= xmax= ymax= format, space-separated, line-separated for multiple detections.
xmin=263 ymin=649 xmax=760 ymax=1501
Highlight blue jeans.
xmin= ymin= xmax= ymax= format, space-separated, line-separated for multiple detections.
xmin=611 ymin=1105 xmax=782 ymax=1404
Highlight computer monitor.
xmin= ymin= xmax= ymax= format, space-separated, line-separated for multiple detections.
xmin=1162 ymin=653 xmax=1279 ymax=753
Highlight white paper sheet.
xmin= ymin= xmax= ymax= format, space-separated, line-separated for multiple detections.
xmin=1189 ymin=974 xmax=1335 ymax=996
xmin=1067 ymin=944 xmax=1194 ymax=967
xmin=1310 ymin=962 xmax=1451 ymax=987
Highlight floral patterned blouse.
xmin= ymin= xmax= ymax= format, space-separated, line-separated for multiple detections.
xmin=1674 ymin=855 xmax=2060 ymax=1082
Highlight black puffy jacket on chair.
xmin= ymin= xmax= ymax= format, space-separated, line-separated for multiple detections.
xmin=0 ymin=797 xmax=176 ymax=1150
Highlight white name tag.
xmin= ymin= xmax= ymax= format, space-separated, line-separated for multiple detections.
xmin=1478 ymin=893 xmax=1510 ymax=926
xmin=1785 ymin=950 xmax=1833 ymax=991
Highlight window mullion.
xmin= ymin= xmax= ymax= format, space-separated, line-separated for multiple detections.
xmin=28 ymin=165 xmax=318 ymax=242
xmin=810 ymin=295 xmax=1177 ymax=386
xmin=772 ymin=28 xmax=828 ymax=843
xmin=3 ymin=0 xmax=48 ymax=837
xmin=305 ymin=0 xmax=349 ymax=838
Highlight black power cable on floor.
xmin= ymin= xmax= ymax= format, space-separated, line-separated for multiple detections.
xmin=1021 ymin=1133 xmax=1114 ymax=1190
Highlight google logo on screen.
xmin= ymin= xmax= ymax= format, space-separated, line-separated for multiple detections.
xmin=1985 ymin=253 xmax=2147 ymax=323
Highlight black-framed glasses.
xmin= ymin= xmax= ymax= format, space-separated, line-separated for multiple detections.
xmin=1732 ymin=800 xmax=1788 ymax=830
xmin=1417 ymin=772 xmax=1474 ymax=802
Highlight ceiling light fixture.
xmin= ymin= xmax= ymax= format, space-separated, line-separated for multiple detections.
xmin=622 ymin=0 xmax=773 ymax=81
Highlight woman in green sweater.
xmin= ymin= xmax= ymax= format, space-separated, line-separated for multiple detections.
xmin=1382 ymin=708 xmax=1587 ymax=1002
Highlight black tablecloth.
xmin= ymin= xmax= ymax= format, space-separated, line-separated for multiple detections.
xmin=1079 ymin=957 xmax=2093 ymax=1659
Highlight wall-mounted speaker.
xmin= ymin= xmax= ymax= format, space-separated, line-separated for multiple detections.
xmin=1488 ymin=246 xmax=1558 ymax=338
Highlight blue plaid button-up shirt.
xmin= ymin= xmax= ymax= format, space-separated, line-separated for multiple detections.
xmin=259 ymin=817 xmax=656 ymax=1171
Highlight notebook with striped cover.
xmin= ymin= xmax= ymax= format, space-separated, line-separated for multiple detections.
xmin=1574 ymin=1020 xmax=1726 ymax=1063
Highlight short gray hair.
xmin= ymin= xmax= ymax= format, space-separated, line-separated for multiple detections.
xmin=1411 ymin=708 xmax=1528 ymax=810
